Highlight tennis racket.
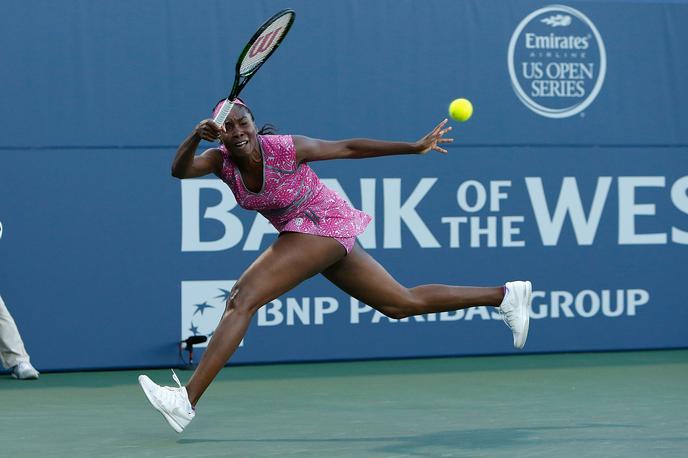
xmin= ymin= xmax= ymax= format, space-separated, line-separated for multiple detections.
xmin=213 ymin=9 xmax=295 ymax=126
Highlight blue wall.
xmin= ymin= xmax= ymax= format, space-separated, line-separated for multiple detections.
xmin=1 ymin=0 xmax=686 ymax=371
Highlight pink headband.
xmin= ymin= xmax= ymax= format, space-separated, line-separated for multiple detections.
xmin=212 ymin=98 xmax=249 ymax=118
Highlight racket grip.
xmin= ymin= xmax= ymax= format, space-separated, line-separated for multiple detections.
xmin=213 ymin=100 xmax=235 ymax=126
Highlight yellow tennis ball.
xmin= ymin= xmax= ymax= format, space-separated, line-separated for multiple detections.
xmin=449 ymin=98 xmax=473 ymax=122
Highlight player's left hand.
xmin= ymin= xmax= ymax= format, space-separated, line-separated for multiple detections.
xmin=415 ymin=119 xmax=454 ymax=154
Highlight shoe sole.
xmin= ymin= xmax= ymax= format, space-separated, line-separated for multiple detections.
xmin=138 ymin=375 xmax=184 ymax=433
xmin=11 ymin=373 xmax=39 ymax=380
xmin=515 ymin=281 xmax=532 ymax=350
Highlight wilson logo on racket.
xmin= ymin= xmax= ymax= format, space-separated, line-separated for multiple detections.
xmin=249 ymin=28 xmax=284 ymax=58
xmin=507 ymin=5 xmax=606 ymax=118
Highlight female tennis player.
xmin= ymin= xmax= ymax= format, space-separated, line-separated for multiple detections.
xmin=139 ymin=99 xmax=532 ymax=433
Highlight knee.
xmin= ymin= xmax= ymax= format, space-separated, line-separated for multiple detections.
xmin=376 ymin=290 xmax=422 ymax=320
xmin=224 ymin=287 xmax=261 ymax=317
xmin=381 ymin=307 xmax=408 ymax=320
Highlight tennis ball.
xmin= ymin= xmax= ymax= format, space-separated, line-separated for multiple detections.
xmin=449 ymin=98 xmax=473 ymax=122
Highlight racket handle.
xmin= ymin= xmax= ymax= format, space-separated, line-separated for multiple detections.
xmin=213 ymin=100 xmax=235 ymax=126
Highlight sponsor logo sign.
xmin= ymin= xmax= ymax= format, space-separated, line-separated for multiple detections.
xmin=508 ymin=5 xmax=606 ymax=118
xmin=181 ymin=281 xmax=236 ymax=347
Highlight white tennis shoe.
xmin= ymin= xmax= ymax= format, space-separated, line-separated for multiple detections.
xmin=138 ymin=370 xmax=195 ymax=433
xmin=11 ymin=362 xmax=39 ymax=380
xmin=499 ymin=281 xmax=532 ymax=350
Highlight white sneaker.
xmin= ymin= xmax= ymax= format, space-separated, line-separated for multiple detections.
xmin=11 ymin=362 xmax=39 ymax=380
xmin=138 ymin=370 xmax=195 ymax=433
xmin=499 ymin=281 xmax=532 ymax=350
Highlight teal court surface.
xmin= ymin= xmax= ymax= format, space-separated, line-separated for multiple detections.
xmin=1 ymin=350 xmax=686 ymax=457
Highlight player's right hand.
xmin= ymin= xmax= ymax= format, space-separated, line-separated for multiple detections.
xmin=194 ymin=119 xmax=222 ymax=142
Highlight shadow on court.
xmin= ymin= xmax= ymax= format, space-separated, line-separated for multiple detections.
xmin=177 ymin=423 xmax=680 ymax=457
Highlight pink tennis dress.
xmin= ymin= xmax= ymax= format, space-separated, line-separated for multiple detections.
xmin=218 ymin=135 xmax=371 ymax=253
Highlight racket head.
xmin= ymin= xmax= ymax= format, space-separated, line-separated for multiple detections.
xmin=236 ymin=9 xmax=295 ymax=78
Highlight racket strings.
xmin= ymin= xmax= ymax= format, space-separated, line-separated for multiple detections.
xmin=239 ymin=14 xmax=293 ymax=75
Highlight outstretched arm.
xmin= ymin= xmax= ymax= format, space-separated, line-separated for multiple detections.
xmin=171 ymin=119 xmax=223 ymax=178
xmin=293 ymin=119 xmax=454 ymax=163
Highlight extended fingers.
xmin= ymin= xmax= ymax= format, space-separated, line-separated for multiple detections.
xmin=434 ymin=137 xmax=453 ymax=153
xmin=431 ymin=118 xmax=449 ymax=134
xmin=422 ymin=119 xmax=456 ymax=155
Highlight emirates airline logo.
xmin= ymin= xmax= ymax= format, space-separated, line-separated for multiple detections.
xmin=508 ymin=5 xmax=606 ymax=118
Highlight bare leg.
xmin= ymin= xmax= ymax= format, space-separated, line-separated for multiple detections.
xmin=322 ymin=244 xmax=505 ymax=318
xmin=185 ymin=233 xmax=346 ymax=406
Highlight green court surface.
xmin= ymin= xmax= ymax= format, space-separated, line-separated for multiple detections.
xmin=1 ymin=350 xmax=686 ymax=457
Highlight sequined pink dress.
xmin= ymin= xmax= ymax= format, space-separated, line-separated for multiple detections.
xmin=218 ymin=135 xmax=371 ymax=252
